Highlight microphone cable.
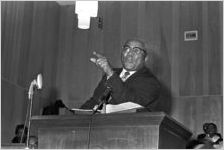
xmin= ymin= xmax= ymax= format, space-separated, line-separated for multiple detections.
xmin=87 ymin=113 xmax=94 ymax=149
xmin=86 ymin=86 xmax=112 ymax=148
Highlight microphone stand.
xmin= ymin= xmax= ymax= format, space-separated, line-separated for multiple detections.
xmin=93 ymin=100 xmax=105 ymax=114
xmin=25 ymin=80 xmax=37 ymax=149
xmin=25 ymin=95 xmax=33 ymax=149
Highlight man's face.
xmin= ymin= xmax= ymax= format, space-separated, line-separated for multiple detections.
xmin=121 ymin=40 xmax=146 ymax=71
xmin=29 ymin=137 xmax=38 ymax=149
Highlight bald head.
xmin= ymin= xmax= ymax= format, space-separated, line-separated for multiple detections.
xmin=125 ymin=39 xmax=145 ymax=48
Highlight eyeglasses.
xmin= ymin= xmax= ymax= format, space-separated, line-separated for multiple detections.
xmin=122 ymin=45 xmax=146 ymax=55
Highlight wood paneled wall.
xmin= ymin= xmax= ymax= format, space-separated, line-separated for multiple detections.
xmin=56 ymin=1 xmax=222 ymax=135
xmin=1 ymin=1 xmax=222 ymax=143
xmin=1 ymin=1 xmax=60 ymax=143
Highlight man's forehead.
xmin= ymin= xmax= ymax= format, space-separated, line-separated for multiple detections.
xmin=125 ymin=40 xmax=145 ymax=48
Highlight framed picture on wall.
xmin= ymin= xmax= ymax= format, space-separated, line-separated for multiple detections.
xmin=184 ymin=30 xmax=198 ymax=41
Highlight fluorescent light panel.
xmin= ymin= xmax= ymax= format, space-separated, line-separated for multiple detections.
xmin=75 ymin=1 xmax=98 ymax=29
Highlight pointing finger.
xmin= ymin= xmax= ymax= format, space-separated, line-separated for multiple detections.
xmin=90 ymin=58 xmax=97 ymax=63
xmin=93 ymin=51 xmax=104 ymax=58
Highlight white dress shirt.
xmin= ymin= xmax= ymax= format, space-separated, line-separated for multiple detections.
xmin=119 ymin=68 xmax=136 ymax=82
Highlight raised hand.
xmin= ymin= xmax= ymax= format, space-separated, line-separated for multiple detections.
xmin=90 ymin=51 xmax=114 ymax=77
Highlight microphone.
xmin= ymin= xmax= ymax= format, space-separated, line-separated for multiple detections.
xmin=37 ymin=74 xmax=43 ymax=89
xmin=101 ymin=87 xmax=112 ymax=103
xmin=93 ymin=86 xmax=112 ymax=113
xmin=28 ymin=73 xmax=43 ymax=99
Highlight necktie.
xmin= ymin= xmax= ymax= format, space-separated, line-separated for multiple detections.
xmin=121 ymin=71 xmax=130 ymax=81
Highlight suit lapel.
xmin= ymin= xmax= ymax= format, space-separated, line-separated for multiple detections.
xmin=124 ymin=67 xmax=150 ymax=82
xmin=113 ymin=67 xmax=152 ymax=82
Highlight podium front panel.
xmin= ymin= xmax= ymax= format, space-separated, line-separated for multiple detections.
xmin=38 ymin=127 xmax=89 ymax=149
xmin=90 ymin=126 xmax=159 ymax=149
xmin=31 ymin=112 xmax=192 ymax=149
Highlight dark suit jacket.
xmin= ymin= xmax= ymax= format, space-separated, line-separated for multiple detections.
xmin=80 ymin=66 xmax=161 ymax=111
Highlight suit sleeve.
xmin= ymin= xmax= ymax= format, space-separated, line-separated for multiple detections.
xmin=106 ymin=73 xmax=161 ymax=107
xmin=79 ymin=75 xmax=107 ymax=109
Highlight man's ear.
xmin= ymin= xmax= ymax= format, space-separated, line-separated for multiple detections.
xmin=144 ymin=55 xmax=149 ymax=63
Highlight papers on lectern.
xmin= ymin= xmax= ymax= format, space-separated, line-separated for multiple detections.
xmin=71 ymin=102 xmax=143 ymax=114
xmin=71 ymin=108 xmax=93 ymax=112
xmin=71 ymin=108 xmax=94 ymax=114
xmin=105 ymin=102 xmax=143 ymax=113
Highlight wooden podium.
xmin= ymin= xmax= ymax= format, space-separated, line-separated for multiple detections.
xmin=31 ymin=112 xmax=192 ymax=149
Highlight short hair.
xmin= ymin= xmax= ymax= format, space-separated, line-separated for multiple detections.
xmin=29 ymin=135 xmax=38 ymax=143
xmin=203 ymin=123 xmax=217 ymax=133
xmin=15 ymin=124 xmax=28 ymax=135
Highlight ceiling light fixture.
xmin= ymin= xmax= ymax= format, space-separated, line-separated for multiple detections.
xmin=75 ymin=1 xmax=98 ymax=29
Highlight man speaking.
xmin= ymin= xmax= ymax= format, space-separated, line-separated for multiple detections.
xmin=80 ymin=39 xmax=161 ymax=112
